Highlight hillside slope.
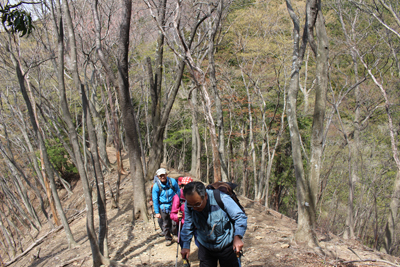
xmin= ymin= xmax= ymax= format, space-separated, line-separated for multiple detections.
xmin=4 ymin=149 xmax=400 ymax=267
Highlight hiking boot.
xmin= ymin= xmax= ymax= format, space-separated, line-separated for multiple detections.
xmin=165 ymin=239 xmax=173 ymax=246
xmin=158 ymin=232 xmax=164 ymax=237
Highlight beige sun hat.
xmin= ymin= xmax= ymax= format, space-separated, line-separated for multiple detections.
xmin=156 ymin=168 xmax=167 ymax=176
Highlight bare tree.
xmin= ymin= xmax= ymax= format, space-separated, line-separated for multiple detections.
xmin=48 ymin=0 xmax=116 ymax=262
xmin=144 ymin=0 xmax=229 ymax=182
xmin=307 ymin=0 xmax=329 ymax=244
xmin=62 ymin=0 xmax=109 ymax=255
xmin=356 ymin=49 xmax=400 ymax=255
xmin=92 ymin=0 xmax=148 ymax=222
xmin=115 ymin=0 xmax=149 ymax=223
xmin=285 ymin=0 xmax=329 ymax=246
xmin=188 ymin=87 xmax=201 ymax=179
xmin=345 ymin=0 xmax=400 ymax=253
xmin=6 ymin=40 xmax=78 ymax=248
xmin=334 ymin=0 xmax=364 ymax=240
xmin=207 ymin=0 xmax=230 ymax=182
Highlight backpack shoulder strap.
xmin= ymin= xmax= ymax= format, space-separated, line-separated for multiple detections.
xmin=213 ymin=189 xmax=225 ymax=211
xmin=155 ymin=177 xmax=178 ymax=194
xmin=168 ymin=178 xmax=179 ymax=195
xmin=213 ymin=189 xmax=236 ymax=223
xmin=155 ymin=177 xmax=162 ymax=191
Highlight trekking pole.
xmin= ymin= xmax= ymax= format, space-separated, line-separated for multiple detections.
xmin=175 ymin=219 xmax=182 ymax=267
xmin=236 ymin=249 xmax=243 ymax=267
xmin=152 ymin=211 xmax=157 ymax=232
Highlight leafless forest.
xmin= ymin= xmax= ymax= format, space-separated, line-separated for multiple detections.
xmin=0 ymin=0 xmax=399 ymax=265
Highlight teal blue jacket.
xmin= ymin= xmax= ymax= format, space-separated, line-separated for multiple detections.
xmin=152 ymin=177 xmax=180 ymax=214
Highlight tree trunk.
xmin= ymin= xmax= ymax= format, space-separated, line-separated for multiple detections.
xmin=205 ymin=124 xmax=210 ymax=183
xmin=285 ymin=0 xmax=318 ymax=247
xmin=91 ymin=0 xmax=126 ymax=178
xmin=62 ymin=0 xmax=109 ymax=255
xmin=92 ymin=0 xmax=143 ymax=224
xmin=23 ymin=77 xmax=57 ymax=225
xmin=241 ymin=124 xmax=248 ymax=197
xmin=300 ymin=50 xmax=312 ymax=115
xmin=146 ymin=60 xmax=187 ymax=181
xmin=263 ymin=87 xmax=286 ymax=206
xmin=162 ymin=124 xmax=168 ymax=166
xmin=101 ymin=84 xmax=113 ymax=146
xmin=208 ymin=1 xmax=228 ymax=182
xmin=0 ymin=144 xmax=41 ymax=230
xmin=307 ymin=0 xmax=329 ymax=242
xmin=244 ymin=81 xmax=258 ymax=199
xmin=145 ymin=0 xmax=166 ymax=180
xmin=4 ymin=211 xmax=27 ymax=249
xmin=189 ymin=88 xmax=199 ymax=177
xmin=108 ymin=84 xmax=126 ymax=205
xmin=385 ymin=172 xmax=400 ymax=254
xmin=82 ymin=86 xmax=109 ymax=256
xmin=0 ymin=211 xmax=16 ymax=259
xmin=200 ymin=83 xmax=222 ymax=182
xmin=116 ymin=0 xmax=148 ymax=222
xmin=19 ymin=132 xmax=52 ymax=227
xmin=1 ymin=179 xmax=37 ymax=232
xmin=89 ymin=88 xmax=111 ymax=171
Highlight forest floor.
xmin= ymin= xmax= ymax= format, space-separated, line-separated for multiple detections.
xmin=4 ymin=147 xmax=400 ymax=267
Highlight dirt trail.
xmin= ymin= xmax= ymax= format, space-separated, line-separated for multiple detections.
xmin=6 ymin=148 xmax=400 ymax=267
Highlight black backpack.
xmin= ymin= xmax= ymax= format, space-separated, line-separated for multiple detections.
xmin=206 ymin=182 xmax=245 ymax=214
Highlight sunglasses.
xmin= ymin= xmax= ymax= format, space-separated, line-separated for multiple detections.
xmin=187 ymin=198 xmax=204 ymax=208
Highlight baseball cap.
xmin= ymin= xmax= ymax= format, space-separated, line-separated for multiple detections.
xmin=156 ymin=168 xmax=167 ymax=176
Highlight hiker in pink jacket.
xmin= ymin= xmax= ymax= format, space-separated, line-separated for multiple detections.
xmin=170 ymin=176 xmax=193 ymax=225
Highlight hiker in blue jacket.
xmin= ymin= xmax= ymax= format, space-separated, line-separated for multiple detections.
xmin=180 ymin=181 xmax=247 ymax=267
xmin=152 ymin=168 xmax=180 ymax=246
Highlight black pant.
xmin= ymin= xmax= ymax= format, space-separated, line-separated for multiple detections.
xmin=197 ymin=242 xmax=239 ymax=267
xmin=157 ymin=210 xmax=176 ymax=240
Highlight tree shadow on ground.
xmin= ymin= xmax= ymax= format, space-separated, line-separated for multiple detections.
xmin=111 ymin=228 xmax=160 ymax=262
xmin=108 ymin=197 xmax=134 ymax=224
xmin=25 ymin=243 xmax=75 ymax=267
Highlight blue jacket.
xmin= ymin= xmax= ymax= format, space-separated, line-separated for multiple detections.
xmin=152 ymin=177 xmax=180 ymax=214
xmin=180 ymin=189 xmax=247 ymax=251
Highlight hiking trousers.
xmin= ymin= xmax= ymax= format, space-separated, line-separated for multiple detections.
xmin=197 ymin=242 xmax=239 ymax=267
xmin=158 ymin=210 xmax=176 ymax=240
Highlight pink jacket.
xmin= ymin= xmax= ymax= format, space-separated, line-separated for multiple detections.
xmin=170 ymin=189 xmax=186 ymax=224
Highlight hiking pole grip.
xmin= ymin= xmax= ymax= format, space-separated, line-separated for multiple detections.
xmin=182 ymin=255 xmax=190 ymax=267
